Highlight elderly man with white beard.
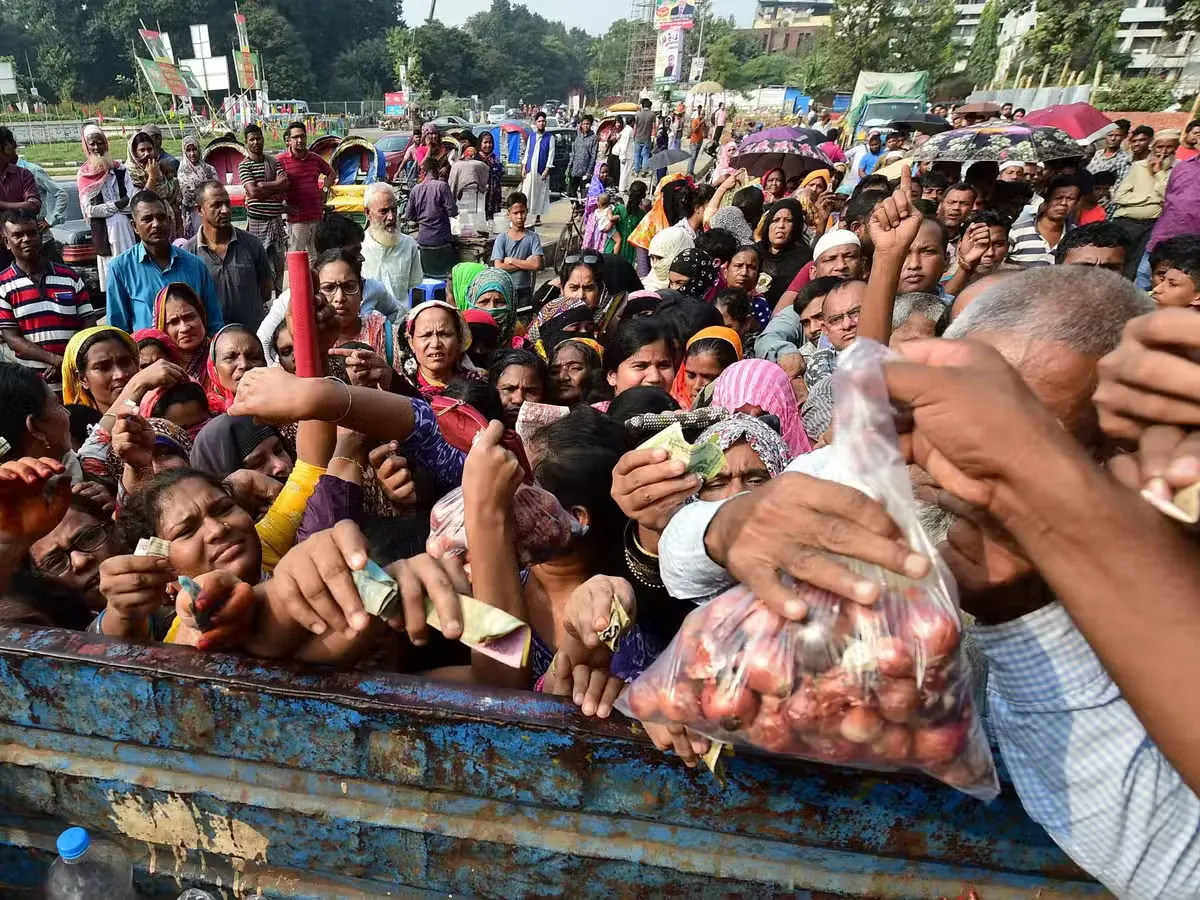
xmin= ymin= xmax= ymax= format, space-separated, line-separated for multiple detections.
xmin=361 ymin=182 xmax=423 ymax=311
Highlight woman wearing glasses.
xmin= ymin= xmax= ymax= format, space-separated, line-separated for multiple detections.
xmin=314 ymin=249 xmax=404 ymax=376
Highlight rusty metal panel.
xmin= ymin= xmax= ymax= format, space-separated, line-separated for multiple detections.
xmin=0 ymin=626 xmax=1108 ymax=898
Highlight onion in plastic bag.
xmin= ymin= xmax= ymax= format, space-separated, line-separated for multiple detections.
xmin=616 ymin=340 xmax=999 ymax=800
xmin=427 ymin=482 xmax=586 ymax=566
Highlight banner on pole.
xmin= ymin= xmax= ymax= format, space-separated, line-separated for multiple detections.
xmin=654 ymin=0 xmax=694 ymax=30
xmin=234 ymin=12 xmax=250 ymax=52
xmin=137 ymin=57 xmax=170 ymax=94
xmin=654 ymin=27 xmax=684 ymax=85
xmin=235 ymin=49 xmax=257 ymax=90
xmin=139 ymin=29 xmax=173 ymax=63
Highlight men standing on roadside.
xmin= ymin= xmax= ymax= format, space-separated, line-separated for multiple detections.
xmin=633 ymin=99 xmax=656 ymax=176
xmin=520 ymin=111 xmax=555 ymax=228
xmin=185 ymin=182 xmax=273 ymax=330
xmin=239 ymin=123 xmax=289 ymax=292
xmin=277 ymin=121 xmax=334 ymax=263
xmin=566 ymin=116 xmax=597 ymax=199
xmin=0 ymin=127 xmax=41 ymax=270
xmin=0 ymin=211 xmax=98 ymax=393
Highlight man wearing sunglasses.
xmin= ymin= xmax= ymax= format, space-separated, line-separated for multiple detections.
xmin=29 ymin=494 xmax=126 ymax=612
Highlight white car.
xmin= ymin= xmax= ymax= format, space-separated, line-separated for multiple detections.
xmin=431 ymin=115 xmax=469 ymax=127
xmin=487 ymin=105 xmax=507 ymax=124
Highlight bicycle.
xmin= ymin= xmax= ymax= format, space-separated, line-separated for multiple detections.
xmin=552 ymin=196 xmax=587 ymax=276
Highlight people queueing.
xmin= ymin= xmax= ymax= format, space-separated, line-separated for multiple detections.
xmin=8 ymin=103 xmax=1200 ymax=900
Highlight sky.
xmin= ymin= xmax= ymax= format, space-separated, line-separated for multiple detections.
xmin=427 ymin=0 xmax=757 ymax=36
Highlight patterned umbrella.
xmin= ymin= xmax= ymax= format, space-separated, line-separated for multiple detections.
xmin=911 ymin=119 xmax=1084 ymax=164
xmin=737 ymin=126 xmax=828 ymax=151
xmin=734 ymin=130 xmax=832 ymax=178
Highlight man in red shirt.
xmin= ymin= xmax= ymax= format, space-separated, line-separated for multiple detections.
xmin=0 ymin=127 xmax=41 ymax=270
xmin=687 ymin=105 xmax=707 ymax=176
xmin=276 ymin=121 xmax=333 ymax=273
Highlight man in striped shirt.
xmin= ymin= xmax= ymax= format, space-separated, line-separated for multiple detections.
xmin=0 ymin=211 xmax=98 ymax=393
xmin=238 ymin=123 xmax=289 ymax=292
xmin=1007 ymin=174 xmax=1081 ymax=268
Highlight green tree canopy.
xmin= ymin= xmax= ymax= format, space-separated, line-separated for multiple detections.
xmin=1018 ymin=0 xmax=1129 ymax=78
xmin=966 ymin=0 xmax=1001 ymax=85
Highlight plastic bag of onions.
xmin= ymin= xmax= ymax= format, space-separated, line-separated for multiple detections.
xmin=427 ymin=482 xmax=586 ymax=566
xmin=615 ymin=340 xmax=1000 ymax=800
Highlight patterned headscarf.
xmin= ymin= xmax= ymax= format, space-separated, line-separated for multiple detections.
xmin=531 ymin=299 xmax=594 ymax=360
xmin=132 ymin=327 xmax=180 ymax=363
xmin=77 ymin=124 xmax=113 ymax=200
xmin=668 ymin=248 xmax=720 ymax=299
xmin=148 ymin=417 xmax=195 ymax=459
xmin=709 ymin=206 xmax=754 ymax=245
xmin=696 ymin=412 xmax=792 ymax=478
xmin=644 ymin=227 xmax=695 ymax=291
xmin=62 ymin=326 xmax=140 ymax=409
xmin=711 ymin=358 xmax=812 ymax=457
xmin=451 ymin=262 xmax=487 ymax=311
xmin=465 ymin=267 xmax=517 ymax=336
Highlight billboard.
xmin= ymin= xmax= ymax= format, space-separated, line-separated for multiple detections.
xmin=385 ymin=91 xmax=407 ymax=116
xmin=654 ymin=27 xmax=684 ymax=85
xmin=137 ymin=58 xmax=170 ymax=95
xmin=654 ymin=0 xmax=695 ymax=30
xmin=0 ymin=60 xmax=17 ymax=97
xmin=235 ymin=49 xmax=257 ymax=90
xmin=182 ymin=55 xmax=229 ymax=92
xmin=689 ymin=56 xmax=705 ymax=82
xmin=139 ymin=29 xmax=173 ymax=64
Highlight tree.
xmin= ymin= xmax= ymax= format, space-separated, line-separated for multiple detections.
xmin=241 ymin=0 xmax=315 ymax=98
xmin=588 ymin=19 xmax=646 ymax=101
xmin=1166 ymin=0 xmax=1200 ymax=38
xmin=820 ymin=0 xmax=900 ymax=87
xmin=901 ymin=0 xmax=958 ymax=87
xmin=965 ymin=0 xmax=1000 ymax=84
xmin=329 ymin=37 xmax=395 ymax=99
xmin=690 ymin=16 xmax=760 ymax=90
xmin=1018 ymin=0 xmax=1129 ymax=79
xmin=1093 ymin=77 xmax=1174 ymax=112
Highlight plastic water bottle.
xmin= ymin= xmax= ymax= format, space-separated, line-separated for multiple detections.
xmin=45 ymin=827 xmax=137 ymax=900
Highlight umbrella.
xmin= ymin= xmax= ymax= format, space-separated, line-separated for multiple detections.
xmin=1021 ymin=103 xmax=1116 ymax=145
xmin=956 ymin=101 xmax=1001 ymax=116
xmin=734 ymin=136 xmax=833 ymax=179
xmin=737 ymin=126 xmax=827 ymax=152
xmin=693 ymin=80 xmax=724 ymax=94
xmin=911 ymin=121 xmax=1084 ymax=164
xmin=645 ymin=147 xmax=690 ymax=170
xmin=888 ymin=114 xmax=952 ymax=136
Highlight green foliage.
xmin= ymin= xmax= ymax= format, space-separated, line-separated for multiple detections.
xmin=587 ymin=19 xmax=647 ymax=100
xmin=329 ymin=38 xmax=395 ymax=100
xmin=901 ymin=0 xmax=957 ymax=86
xmin=1166 ymin=0 xmax=1200 ymax=39
xmin=241 ymin=0 xmax=315 ymax=98
xmin=1093 ymin=77 xmax=1174 ymax=112
xmin=965 ymin=0 xmax=1001 ymax=84
xmin=1019 ymin=0 xmax=1129 ymax=77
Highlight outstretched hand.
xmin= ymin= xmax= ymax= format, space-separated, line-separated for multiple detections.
xmin=867 ymin=166 xmax=923 ymax=258
xmin=0 ymin=457 xmax=71 ymax=544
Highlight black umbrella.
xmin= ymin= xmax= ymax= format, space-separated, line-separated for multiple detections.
xmin=888 ymin=114 xmax=952 ymax=136
xmin=645 ymin=147 xmax=690 ymax=170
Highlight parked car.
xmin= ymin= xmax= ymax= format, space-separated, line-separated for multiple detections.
xmin=375 ymin=132 xmax=413 ymax=181
xmin=487 ymin=105 xmax=507 ymax=124
xmin=431 ymin=115 xmax=469 ymax=127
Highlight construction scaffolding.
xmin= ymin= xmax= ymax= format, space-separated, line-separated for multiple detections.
xmin=624 ymin=0 xmax=657 ymax=99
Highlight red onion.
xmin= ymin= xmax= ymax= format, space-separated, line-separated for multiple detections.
xmin=700 ymin=679 xmax=759 ymax=732
xmin=814 ymin=669 xmax=862 ymax=719
xmin=740 ymin=606 xmax=785 ymax=642
xmin=839 ymin=639 xmax=878 ymax=676
xmin=743 ymin=638 xmax=792 ymax=697
xmin=869 ymin=724 xmax=913 ymax=763
xmin=747 ymin=709 xmax=793 ymax=753
xmin=783 ymin=680 xmax=820 ymax=732
xmin=794 ymin=612 xmax=842 ymax=672
xmin=660 ymin=680 xmax=702 ymax=724
xmin=625 ymin=678 xmax=659 ymax=720
xmin=685 ymin=631 xmax=729 ymax=681
xmin=805 ymin=735 xmax=859 ymax=763
xmin=839 ymin=706 xmax=884 ymax=744
xmin=912 ymin=722 xmax=967 ymax=767
xmin=875 ymin=637 xmax=914 ymax=678
xmin=875 ymin=678 xmax=919 ymax=724
xmin=901 ymin=603 xmax=959 ymax=665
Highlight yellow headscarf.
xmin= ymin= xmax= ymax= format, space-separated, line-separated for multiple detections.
xmin=687 ymin=325 xmax=743 ymax=359
xmin=800 ymin=169 xmax=832 ymax=191
xmin=62 ymin=326 xmax=139 ymax=409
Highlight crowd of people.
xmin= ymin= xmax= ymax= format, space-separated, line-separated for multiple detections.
xmin=3 ymin=105 xmax=1200 ymax=896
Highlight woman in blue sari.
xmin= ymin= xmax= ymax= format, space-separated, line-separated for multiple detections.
xmin=478 ymin=130 xmax=506 ymax=220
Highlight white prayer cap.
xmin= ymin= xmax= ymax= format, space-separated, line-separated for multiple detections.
xmin=999 ymin=160 xmax=1026 ymax=173
xmin=813 ymin=229 xmax=861 ymax=261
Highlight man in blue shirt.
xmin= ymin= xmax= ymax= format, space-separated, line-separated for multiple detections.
xmin=856 ymin=131 xmax=884 ymax=181
xmin=105 ymin=190 xmax=223 ymax=333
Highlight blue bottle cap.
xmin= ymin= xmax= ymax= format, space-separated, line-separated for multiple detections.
xmin=56 ymin=826 xmax=89 ymax=861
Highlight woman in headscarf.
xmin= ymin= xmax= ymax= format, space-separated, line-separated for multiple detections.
xmin=692 ymin=413 xmax=792 ymax=501
xmin=581 ymin=160 xmax=611 ymax=251
xmin=463 ymin=308 xmax=500 ymax=369
xmin=62 ymin=326 xmax=143 ymax=413
xmin=667 ymin=247 xmax=720 ymax=300
xmin=126 ymin=130 xmax=182 ymax=239
xmin=152 ymin=282 xmax=221 ymax=411
xmin=132 ymin=327 xmax=178 ymax=369
xmin=709 ymin=205 xmax=755 ymax=246
xmin=477 ymin=130 xmax=506 ymax=219
xmin=529 ymin=298 xmax=596 ymax=360
xmin=413 ymin=122 xmax=448 ymax=181
xmin=760 ymin=167 xmax=787 ymax=204
xmin=711 ymin=358 xmax=812 ymax=457
xmin=176 ymin=134 xmax=217 ymax=239
xmin=796 ymin=169 xmax=832 ymax=238
xmin=448 ymin=261 xmax=487 ymax=311
xmin=207 ymin=324 xmax=267 ymax=413
xmin=711 ymin=135 xmax=739 ymax=182
xmin=548 ymin=337 xmax=604 ymax=406
xmin=146 ymin=418 xmax=194 ymax=470
xmin=190 ymin=414 xmax=294 ymax=483
xmin=464 ymin=267 xmax=518 ymax=346
xmin=756 ymin=198 xmax=812 ymax=309
xmin=77 ymin=124 xmax=136 ymax=290
xmin=628 ymin=172 xmax=691 ymax=276
xmin=642 ymin=226 xmax=694 ymax=291
xmin=404 ymin=299 xmax=481 ymax=397
xmin=669 ymin=325 xmax=742 ymax=409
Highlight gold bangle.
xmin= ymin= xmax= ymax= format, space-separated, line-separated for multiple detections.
xmin=329 ymin=455 xmax=367 ymax=479
xmin=324 ymin=376 xmax=353 ymax=422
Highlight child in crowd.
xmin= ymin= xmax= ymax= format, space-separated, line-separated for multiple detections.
xmin=592 ymin=193 xmax=616 ymax=244
xmin=1150 ymin=234 xmax=1200 ymax=309
xmin=492 ymin=191 xmax=545 ymax=311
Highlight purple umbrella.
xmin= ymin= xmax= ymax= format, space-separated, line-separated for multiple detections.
xmin=733 ymin=135 xmax=833 ymax=179
xmin=737 ymin=126 xmax=828 ymax=152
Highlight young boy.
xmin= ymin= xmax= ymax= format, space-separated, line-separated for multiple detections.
xmin=492 ymin=191 xmax=544 ymax=310
xmin=1149 ymin=235 xmax=1200 ymax=309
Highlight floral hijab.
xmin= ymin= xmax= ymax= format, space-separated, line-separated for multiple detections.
xmin=695 ymin=412 xmax=792 ymax=478
xmin=177 ymin=134 xmax=218 ymax=210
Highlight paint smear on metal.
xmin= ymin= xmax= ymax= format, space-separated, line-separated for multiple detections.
xmin=106 ymin=790 xmax=269 ymax=864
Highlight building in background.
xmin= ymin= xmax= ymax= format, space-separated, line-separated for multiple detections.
xmin=741 ymin=0 xmax=834 ymax=54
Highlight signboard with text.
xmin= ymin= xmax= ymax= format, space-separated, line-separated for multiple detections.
xmin=654 ymin=27 xmax=684 ymax=85
xmin=654 ymin=0 xmax=695 ymax=30
xmin=385 ymin=91 xmax=407 ymax=115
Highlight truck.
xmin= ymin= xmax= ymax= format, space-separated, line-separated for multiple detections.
xmin=842 ymin=70 xmax=929 ymax=145
xmin=0 ymin=624 xmax=1105 ymax=897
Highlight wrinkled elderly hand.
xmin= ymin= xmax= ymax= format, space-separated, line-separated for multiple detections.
xmin=1094 ymin=309 xmax=1200 ymax=442
xmin=611 ymin=448 xmax=699 ymax=534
